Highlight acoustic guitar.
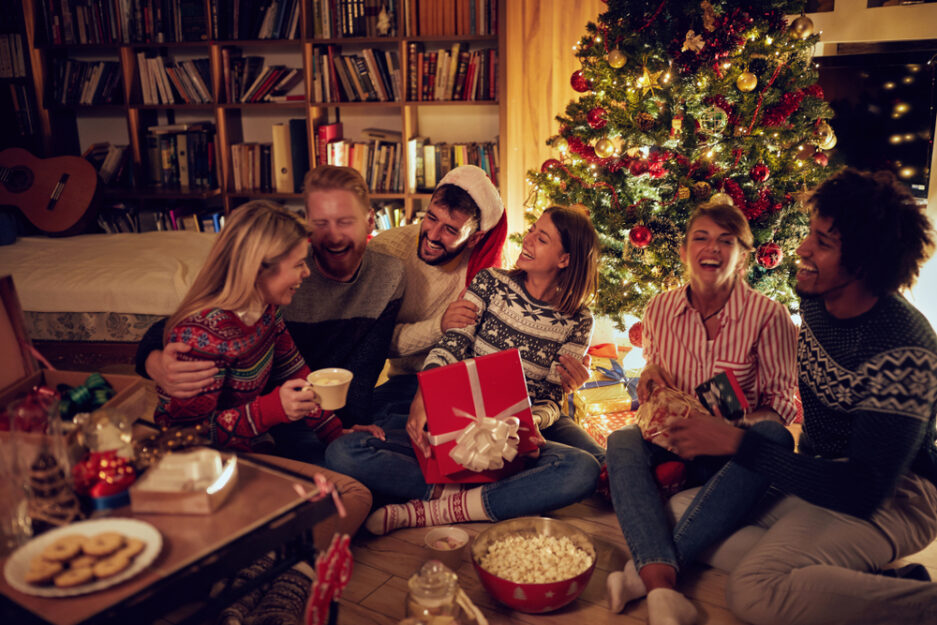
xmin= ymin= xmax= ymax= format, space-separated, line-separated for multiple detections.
xmin=0 ymin=147 xmax=98 ymax=236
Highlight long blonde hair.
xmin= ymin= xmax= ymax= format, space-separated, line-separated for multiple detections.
xmin=164 ymin=200 xmax=310 ymax=343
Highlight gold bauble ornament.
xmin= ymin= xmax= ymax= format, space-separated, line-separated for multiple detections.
xmin=818 ymin=132 xmax=837 ymax=150
xmin=815 ymin=121 xmax=837 ymax=150
xmin=790 ymin=15 xmax=814 ymax=40
xmin=677 ymin=186 xmax=690 ymax=200
xmin=607 ymin=49 xmax=627 ymax=69
xmin=594 ymin=138 xmax=616 ymax=159
xmin=554 ymin=137 xmax=568 ymax=153
xmin=736 ymin=71 xmax=757 ymax=92
xmin=711 ymin=192 xmax=734 ymax=205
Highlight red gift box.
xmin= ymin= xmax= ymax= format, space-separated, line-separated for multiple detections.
xmin=579 ymin=410 xmax=638 ymax=448
xmin=415 ymin=349 xmax=539 ymax=483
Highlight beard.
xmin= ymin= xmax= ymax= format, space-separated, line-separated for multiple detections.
xmin=418 ymin=230 xmax=469 ymax=266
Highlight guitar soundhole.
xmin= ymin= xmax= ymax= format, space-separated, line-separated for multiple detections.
xmin=3 ymin=166 xmax=34 ymax=193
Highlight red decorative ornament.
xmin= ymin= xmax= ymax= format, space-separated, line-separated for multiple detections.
xmin=756 ymin=242 xmax=783 ymax=269
xmin=629 ymin=225 xmax=652 ymax=248
xmin=749 ymin=163 xmax=770 ymax=182
xmin=587 ymin=107 xmax=608 ymax=130
xmin=628 ymin=322 xmax=644 ymax=348
xmin=541 ymin=159 xmax=562 ymax=174
xmin=814 ymin=152 xmax=829 ymax=167
xmin=570 ymin=70 xmax=591 ymax=93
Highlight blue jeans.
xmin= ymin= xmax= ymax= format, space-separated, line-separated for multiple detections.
xmin=544 ymin=415 xmax=606 ymax=464
xmin=370 ymin=374 xmax=419 ymax=429
xmin=606 ymin=420 xmax=793 ymax=571
xmin=324 ymin=428 xmax=600 ymax=521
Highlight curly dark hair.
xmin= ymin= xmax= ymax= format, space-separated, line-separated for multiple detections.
xmin=806 ymin=168 xmax=935 ymax=295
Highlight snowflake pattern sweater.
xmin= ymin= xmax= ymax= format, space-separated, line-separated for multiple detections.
xmin=734 ymin=294 xmax=937 ymax=518
xmin=154 ymin=306 xmax=342 ymax=451
xmin=423 ymin=268 xmax=594 ymax=428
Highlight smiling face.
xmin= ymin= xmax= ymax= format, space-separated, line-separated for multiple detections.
xmin=307 ymin=189 xmax=374 ymax=282
xmin=417 ymin=202 xmax=483 ymax=265
xmin=258 ymin=240 xmax=311 ymax=307
xmin=795 ymin=213 xmax=856 ymax=299
xmin=516 ymin=212 xmax=570 ymax=279
xmin=680 ymin=215 xmax=745 ymax=290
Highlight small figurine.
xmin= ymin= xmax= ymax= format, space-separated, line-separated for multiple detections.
xmin=376 ymin=5 xmax=392 ymax=36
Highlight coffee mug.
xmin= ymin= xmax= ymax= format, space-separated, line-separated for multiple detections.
xmin=306 ymin=368 xmax=354 ymax=411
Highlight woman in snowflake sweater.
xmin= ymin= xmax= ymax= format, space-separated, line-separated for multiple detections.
xmin=326 ymin=205 xmax=603 ymax=534
xmin=154 ymin=200 xmax=381 ymax=452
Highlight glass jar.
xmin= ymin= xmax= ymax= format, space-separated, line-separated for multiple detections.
xmin=405 ymin=560 xmax=463 ymax=625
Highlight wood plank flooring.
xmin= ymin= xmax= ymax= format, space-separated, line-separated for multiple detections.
xmin=336 ymin=494 xmax=937 ymax=625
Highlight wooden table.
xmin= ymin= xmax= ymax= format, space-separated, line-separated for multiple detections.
xmin=0 ymin=456 xmax=334 ymax=625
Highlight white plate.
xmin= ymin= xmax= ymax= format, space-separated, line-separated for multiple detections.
xmin=3 ymin=518 xmax=162 ymax=597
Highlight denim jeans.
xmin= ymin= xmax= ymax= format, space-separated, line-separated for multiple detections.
xmin=606 ymin=420 xmax=793 ymax=571
xmin=370 ymin=374 xmax=419 ymax=429
xmin=544 ymin=415 xmax=606 ymax=464
xmin=324 ymin=428 xmax=600 ymax=521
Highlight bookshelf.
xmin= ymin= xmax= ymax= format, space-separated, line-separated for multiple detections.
xmin=15 ymin=0 xmax=506 ymax=229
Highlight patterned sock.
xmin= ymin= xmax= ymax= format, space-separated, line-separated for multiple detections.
xmin=217 ymin=552 xmax=278 ymax=625
xmin=245 ymin=563 xmax=314 ymax=625
xmin=647 ymin=588 xmax=698 ymax=625
xmin=365 ymin=488 xmax=490 ymax=535
xmin=606 ymin=559 xmax=647 ymax=612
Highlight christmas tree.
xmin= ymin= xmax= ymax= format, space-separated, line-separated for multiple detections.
xmin=525 ymin=0 xmax=836 ymax=328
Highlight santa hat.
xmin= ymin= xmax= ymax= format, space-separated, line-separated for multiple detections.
xmin=437 ymin=165 xmax=507 ymax=285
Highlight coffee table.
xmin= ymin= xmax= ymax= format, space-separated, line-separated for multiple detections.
xmin=0 ymin=455 xmax=335 ymax=625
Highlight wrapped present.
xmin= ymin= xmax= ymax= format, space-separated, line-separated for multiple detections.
xmin=579 ymin=410 xmax=638 ymax=448
xmin=570 ymin=353 xmax=639 ymax=420
xmin=416 ymin=349 xmax=538 ymax=484
xmin=635 ymin=386 xmax=709 ymax=448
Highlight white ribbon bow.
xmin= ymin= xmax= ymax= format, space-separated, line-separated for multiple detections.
xmin=428 ymin=359 xmax=531 ymax=473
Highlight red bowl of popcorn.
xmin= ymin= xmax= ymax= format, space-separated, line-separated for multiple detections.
xmin=470 ymin=517 xmax=596 ymax=613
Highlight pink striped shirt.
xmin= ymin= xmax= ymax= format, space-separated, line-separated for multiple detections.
xmin=642 ymin=281 xmax=799 ymax=425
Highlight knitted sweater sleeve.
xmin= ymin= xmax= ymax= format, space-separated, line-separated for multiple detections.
xmin=421 ymin=271 xmax=490 ymax=369
xmin=532 ymin=311 xmax=594 ymax=429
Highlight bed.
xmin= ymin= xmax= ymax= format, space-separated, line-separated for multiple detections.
xmin=0 ymin=231 xmax=216 ymax=368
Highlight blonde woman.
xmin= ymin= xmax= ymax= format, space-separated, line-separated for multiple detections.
xmin=155 ymin=200 xmax=381 ymax=451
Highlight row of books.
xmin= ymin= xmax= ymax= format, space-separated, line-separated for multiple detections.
xmin=407 ymin=43 xmax=496 ymax=102
xmin=326 ymin=137 xmax=404 ymax=194
xmin=310 ymin=0 xmax=397 ymax=38
xmin=372 ymin=201 xmax=409 ymax=232
xmin=312 ymin=46 xmax=401 ymax=103
xmin=138 ymin=53 xmax=212 ymax=105
xmin=48 ymin=59 xmax=122 ymax=106
xmin=37 ymin=0 xmax=207 ymax=45
xmin=0 ymin=33 xmax=27 ymax=78
xmin=403 ymin=0 xmax=498 ymax=37
xmin=145 ymin=122 xmax=218 ymax=189
xmin=7 ymin=83 xmax=38 ymax=138
xmin=97 ymin=204 xmax=226 ymax=234
xmin=230 ymin=118 xmax=308 ymax=193
xmin=83 ymin=142 xmax=130 ymax=185
xmin=407 ymin=138 xmax=499 ymax=192
xmin=213 ymin=0 xmax=302 ymax=41
xmin=231 ymin=63 xmax=304 ymax=103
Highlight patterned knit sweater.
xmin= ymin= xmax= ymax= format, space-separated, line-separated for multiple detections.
xmin=734 ymin=294 xmax=937 ymax=518
xmin=423 ymin=268 xmax=594 ymax=428
xmin=154 ymin=306 xmax=342 ymax=451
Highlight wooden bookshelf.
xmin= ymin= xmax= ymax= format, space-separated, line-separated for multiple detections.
xmin=15 ymin=0 xmax=506 ymax=223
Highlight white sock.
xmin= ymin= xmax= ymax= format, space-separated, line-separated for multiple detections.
xmin=365 ymin=488 xmax=491 ymax=535
xmin=607 ymin=559 xmax=647 ymax=612
xmin=647 ymin=588 xmax=698 ymax=625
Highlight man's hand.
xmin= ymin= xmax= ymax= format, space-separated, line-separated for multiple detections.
xmin=344 ymin=423 xmax=386 ymax=440
xmin=146 ymin=343 xmax=218 ymax=398
xmin=558 ymin=354 xmax=591 ymax=394
xmin=667 ymin=411 xmax=745 ymax=459
xmin=406 ymin=389 xmax=432 ymax=457
xmin=280 ymin=380 xmax=322 ymax=421
xmin=636 ymin=363 xmax=675 ymax=403
xmin=441 ymin=287 xmax=478 ymax=332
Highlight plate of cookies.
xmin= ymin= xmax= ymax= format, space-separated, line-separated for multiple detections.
xmin=3 ymin=518 xmax=162 ymax=597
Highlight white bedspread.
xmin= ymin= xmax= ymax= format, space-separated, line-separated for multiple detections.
xmin=0 ymin=232 xmax=216 ymax=315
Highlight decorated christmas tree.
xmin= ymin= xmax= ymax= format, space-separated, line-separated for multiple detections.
xmin=525 ymin=0 xmax=836 ymax=328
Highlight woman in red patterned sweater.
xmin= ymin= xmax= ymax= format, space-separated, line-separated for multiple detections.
xmin=154 ymin=200 xmax=382 ymax=452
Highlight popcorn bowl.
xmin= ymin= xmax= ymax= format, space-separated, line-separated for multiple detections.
xmin=470 ymin=516 xmax=596 ymax=613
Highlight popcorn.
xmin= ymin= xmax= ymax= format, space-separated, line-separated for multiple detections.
xmin=478 ymin=534 xmax=593 ymax=583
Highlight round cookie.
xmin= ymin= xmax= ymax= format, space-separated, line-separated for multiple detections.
xmin=116 ymin=537 xmax=146 ymax=559
xmin=54 ymin=567 xmax=94 ymax=588
xmin=83 ymin=532 xmax=125 ymax=557
xmin=25 ymin=560 xmax=64 ymax=585
xmin=41 ymin=535 xmax=84 ymax=562
xmin=69 ymin=554 xmax=99 ymax=569
xmin=92 ymin=554 xmax=131 ymax=579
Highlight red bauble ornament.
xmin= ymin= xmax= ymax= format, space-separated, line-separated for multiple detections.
xmin=629 ymin=225 xmax=652 ymax=248
xmin=756 ymin=242 xmax=783 ymax=269
xmin=587 ymin=107 xmax=608 ymax=130
xmin=570 ymin=70 xmax=591 ymax=93
xmin=541 ymin=159 xmax=562 ymax=173
xmin=628 ymin=322 xmax=644 ymax=348
xmin=814 ymin=152 xmax=829 ymax=167
xmin=749 ymin=163 xmax=770 ymax=182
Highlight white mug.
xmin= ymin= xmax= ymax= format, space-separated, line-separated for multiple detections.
xmin=306 ymin=368 xmax=354 ymax=411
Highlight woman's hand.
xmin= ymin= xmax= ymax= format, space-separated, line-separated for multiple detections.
xmin=279 ymin=380 xmax=321 ymax=421
xmin=344 ymin=423 xmax=386 ymax=440
xmin=558 ymin=354 xmax=591 ymax=393
xmin=666 ymin=411 xmax=744 ymax=459
xmin=637 ymin=363 xmax=675 ymax=403
xmin=407 ymin=389 xmax=432 ymax=457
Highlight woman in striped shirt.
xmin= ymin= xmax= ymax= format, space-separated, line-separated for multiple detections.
xmin=605 ymin=200 xmax=798 ymax=624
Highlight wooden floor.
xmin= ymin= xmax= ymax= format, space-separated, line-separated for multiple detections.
xmin=336 ymin=494 xmax=937 ymax=625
